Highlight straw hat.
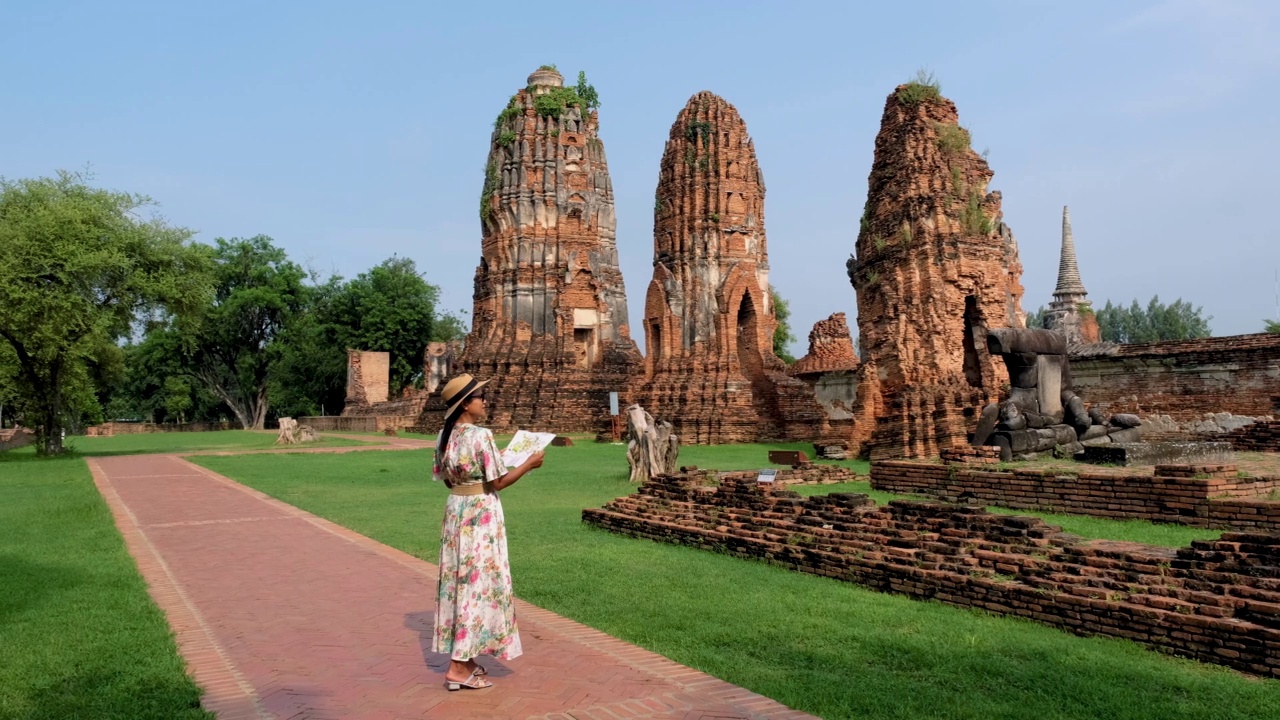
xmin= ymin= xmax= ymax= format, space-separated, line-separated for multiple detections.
xmin=441 ymin=374 xmax=490 ymax=424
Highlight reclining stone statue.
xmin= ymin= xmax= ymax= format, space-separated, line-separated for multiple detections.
xmin=973 ymin=328 xmax=1140 ymax=461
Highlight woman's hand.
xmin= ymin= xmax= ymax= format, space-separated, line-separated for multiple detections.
xmin=493 ymin=451 xmax=545 ymax=491
xmin=523 ymin=451 xmax=545 ymax=471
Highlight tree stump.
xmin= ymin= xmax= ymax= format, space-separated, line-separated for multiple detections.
xmin=277 ymin=418 xmax=320 ymax=444
xmin=276 ymin=417 xmax=300 ymax=444
xmin=625 ymin=404 xmax=679 ymax=483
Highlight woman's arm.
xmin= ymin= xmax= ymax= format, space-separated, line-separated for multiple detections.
xmin=491 ymin=451 xmax=544 ymax=491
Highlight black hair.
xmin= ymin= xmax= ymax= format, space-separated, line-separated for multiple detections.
xmin=433 ymin=391 xmax=478 ymax=473
xmin=434 ymin=413 xmax=459 ymax=473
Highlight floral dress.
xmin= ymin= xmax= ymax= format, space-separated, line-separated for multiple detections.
xmin=431 ymin=423 xmax=522 ymax=661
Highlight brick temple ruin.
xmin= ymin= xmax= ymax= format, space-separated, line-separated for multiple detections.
xmin=843 ymin=84 xmax=1026 ymax=459
xmin=323 ymin=343 xmax=460 ymax=432
xmin=630 ymin=92 xmax=823 ymax=443
xmin=1041 ymin=206 xmax=1100 ymax=344
xmin=327 ymin=71 xmax=1280 ymax=457
xmin=787 ymin=313 xmax=864 ymax=444
xmin=446 ymin=67 xmax=644 ymax=433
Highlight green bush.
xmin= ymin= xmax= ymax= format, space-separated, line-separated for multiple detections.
xmin=935 ymin=122 xmax=971 ymax=154
xmin=686 ymin=120 xmax=714 ymax=144
xmin=493 ymin=97 xmax=523 ymax=130
xmin=897 ymin=69 xmax=942 ymax=105
xmin=479 ymin=161 xmax=499 ymax=223
xmin=960 ymin=191 xmax=994 ymax=236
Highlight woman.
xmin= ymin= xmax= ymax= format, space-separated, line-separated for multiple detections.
xmin=432 ymin=374 xmax=544 ymax=691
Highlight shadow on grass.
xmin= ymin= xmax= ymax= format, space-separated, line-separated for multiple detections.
xmin=0 ymin=553 xmax=82 ymax=624
xmin=18 ymin=668 xmax=210 ymax=720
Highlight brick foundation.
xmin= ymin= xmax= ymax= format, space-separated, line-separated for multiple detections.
xmin=584 ymin=474 xmax=1280 ymax=679
xmin=870 ymin=460 xmax=1280 ymax=532
xmin=1223 ymin=421 xmax=1280 ymax=453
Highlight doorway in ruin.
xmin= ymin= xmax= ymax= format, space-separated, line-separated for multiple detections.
xmin=649 ymin=321 xmax=663 ymax=363
xmin=962 ymin=295 xmax=983 ymax=388
xmin=736 ymin=290 xmax=781 ymax=434
xmin=573 ymin=328 xmax=596 ymax=369
xmin=736 ymin=292 xmax=768 ymax=383
xmin=736 ymin=293 xmax=757 ymax=361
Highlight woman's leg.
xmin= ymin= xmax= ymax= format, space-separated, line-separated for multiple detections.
xmin=445 ymin=658 xmax=473 ymax=682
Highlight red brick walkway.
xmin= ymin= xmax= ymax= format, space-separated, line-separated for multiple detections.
xmin=88 ymin=453 xmax=816 ymax=720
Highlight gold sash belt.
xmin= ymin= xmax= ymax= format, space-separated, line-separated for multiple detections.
xmin=450 ymin=482 xmax=496 ymax=496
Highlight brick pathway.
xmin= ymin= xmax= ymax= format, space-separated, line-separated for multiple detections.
xmin=88 ymin=453 xmax=816 ymax=720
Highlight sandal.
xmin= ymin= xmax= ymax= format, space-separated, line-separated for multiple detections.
xmin=468 ymin=661 xmax=488 ymax=676
xmin=445 ymin=669 xmax=492 ymax=691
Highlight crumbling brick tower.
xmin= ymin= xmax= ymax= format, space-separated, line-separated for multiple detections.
xmin=846 ymin=82 xmax=1025 ymax=459
xmin=459 ymin=67 xmax=643 ymax=433
xmin=633 ymin=92 xmax=823 ymax=443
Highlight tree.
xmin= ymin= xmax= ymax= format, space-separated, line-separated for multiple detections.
xmin=1095 ymin=295 xmax=1212 ymax=343
xmin=107 ymin=329 xmax=228 ymax=423
xmin=268 ymin=275 xmax=348 ymax=418
xmin=1024 ymin=306 xmax=1048 ymax=330
xmin=268 ymin=258 xmax=465 ymax=417
xmin=770 ymin=285 xmax=796 ymax=364
xmin=183 ymin=236 xmax=306 ymax=430
xmin=327 ymin=257 xmax=443 ymax=394
xmin=434 ymin=309 xmax=468 ymax=342
xmin=575 ymin=71 xmax=600 ymax=112
xmin=0 ymin=171 xmax=210 ymax=454
xmin=1265 ymin=319 xmax=1280 ymax=334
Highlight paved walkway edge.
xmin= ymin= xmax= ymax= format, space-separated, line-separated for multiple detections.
xmin=87 ymin=456 xmax=270 ymax=720
xmin=91 ymin=451 xmax=817 ymax=720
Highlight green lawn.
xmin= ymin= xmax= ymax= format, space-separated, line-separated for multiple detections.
xmin=192 ymin=442 xmax=1280 ymax=720
xmin=3 ymin=429 xmax=379 ymax=459
xmin=0 ymin=455 xmax=211 ymax=720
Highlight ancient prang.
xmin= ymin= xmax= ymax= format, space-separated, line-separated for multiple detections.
xmin=846 ymin=83 xmax=1025 ymax=459
xmin=632 ymin=92 xmax=822 ymax=443
xmin=1041 ymin=206 xmax=1100 ymax=344
xmin=457 ymin=67 xmax=642 ymax=433
xmin=788 ymin=313 xmax=864 ymax=444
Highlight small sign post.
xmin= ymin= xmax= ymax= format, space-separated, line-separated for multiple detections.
xmin=756 ymin=468 xmax=777 ymax=484
xmin=609 ymin=391 xmax=622 ymax=442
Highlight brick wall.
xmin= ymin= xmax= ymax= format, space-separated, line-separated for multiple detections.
xmin=1069 ymin=334 xmax=1280 ymax=424
xmin=584 ymin=474 xmax=1280 ymax=679
xmin=677 ymin=465 xmax=858 ymax=488
xmin=87 ymin=421 xmax=241 ymax=436
xmin=0 ymin=428 xmax=34 ymax=451
xmin=298 ymin=416 xmax=418 ymax=433
xmin=345 ymin=350 xmax=390 ymax=406
xmin=870 ymin=460 xmax=1280 ymax=532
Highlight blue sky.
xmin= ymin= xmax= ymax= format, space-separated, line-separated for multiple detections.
xmin=4 ymin=0 xmax=1278 ymax=355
